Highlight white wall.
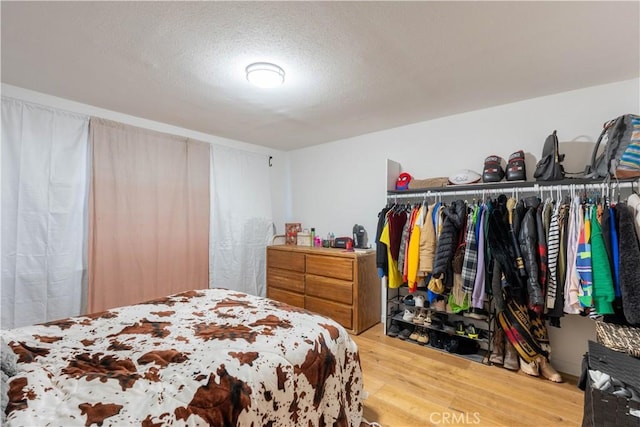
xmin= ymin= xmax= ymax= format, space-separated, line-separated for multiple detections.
xmin=1 ymin=84 xmax=290 ymax=233
xmin=288 ymin=77 xmax=640 ymax=376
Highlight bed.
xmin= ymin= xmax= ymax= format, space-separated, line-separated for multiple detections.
xmin=1 ymin=288 xmax=364 ymax=426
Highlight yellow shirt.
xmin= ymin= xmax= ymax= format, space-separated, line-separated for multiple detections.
xmin=407 ymin=205 xmax=424 ymax=292
xmin=380 ymin=221 xmax=403 ymax=288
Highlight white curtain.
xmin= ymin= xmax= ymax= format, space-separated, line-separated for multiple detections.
xmin=210 ymin=146 xmax=273 ymax=296
xmin=1 ymin=97 xmax=89 ymax=329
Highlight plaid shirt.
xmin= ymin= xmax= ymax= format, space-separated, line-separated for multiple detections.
xmin=461 ymin=207 xmax=479 ymax=293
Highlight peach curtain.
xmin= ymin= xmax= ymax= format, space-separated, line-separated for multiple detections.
xmin=88 ymin=118 xmax=209 ymax=312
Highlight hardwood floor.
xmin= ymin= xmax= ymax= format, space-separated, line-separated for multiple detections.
xmin=351 ymin=324 xmax=584 ymax=427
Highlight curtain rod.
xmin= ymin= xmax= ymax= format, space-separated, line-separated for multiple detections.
xmin=386 ymin=180 xmax=637 ymax=200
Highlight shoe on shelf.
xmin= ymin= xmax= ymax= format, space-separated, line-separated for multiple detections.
xmin=413 ymin=309 xmax=426 ymax=324
xmin=402 ymin=309 xmax=415 ymax=322
xmin=402 ymin=294 xmax=415 ymax=306
xmin=409 ymin=329 xmax=420 ymax=341
xmin=424 ymin=311 xmax=432 ymax=325
xmin=417 ymin=330 xmax=429 ymax=344
xmin=430 ymin=318 xmax=443 ymax=330
xmin=387 ymin=321 xmax=401 ymax=337
xmin=443 ymin=322 xmax=456 ymax=334
xmin=455 ymin=321 xmax=465 ymax=336
xmin=414 ymin=295 xmax=425 ymax=308
xmin=464 ymin=307 xmax=489 ymax=320
xmin=466 ymin=324 xmax=479 ymax=339
xmin=429 ymin=331 xmax=444 ymax=349
xmin=398 ymin=327 xmax=414 ymax=340
xmin=431 ymin=299 xmax=446 ymax=312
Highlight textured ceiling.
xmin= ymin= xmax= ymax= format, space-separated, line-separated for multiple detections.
xmin=2 ymin=1 xmax=639 ymax=151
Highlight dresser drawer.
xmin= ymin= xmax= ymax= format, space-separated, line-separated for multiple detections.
xmin=306 ymin=255 xmax=353 ymax=281
xmin=267 ymin=267 xmax=305 ymax=294
xmin=267 ymin=287 xmax=305 ymax=309
xmin=267 ymin=249 xmax=305 ymax=272
xmin=306 ymin=274 xmax=353 ymax=305
xmin=305 ymin=295 xmax=352 ymax=330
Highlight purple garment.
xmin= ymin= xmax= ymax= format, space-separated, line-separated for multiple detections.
xmin=472 ymin=207 xmax=486 ymax=309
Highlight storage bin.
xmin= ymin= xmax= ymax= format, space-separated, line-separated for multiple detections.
xmin=582 ymin=341 xmax=640 ymax=427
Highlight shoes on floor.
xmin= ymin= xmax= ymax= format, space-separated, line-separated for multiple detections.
xmin=402 ymin=309 xmax=415 ymax=322
xmin=387 ymin=321 xmax=401 ymax=337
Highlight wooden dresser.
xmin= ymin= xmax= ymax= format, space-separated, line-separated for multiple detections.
xmin=266 ymin=245 xmax=380 ymax=335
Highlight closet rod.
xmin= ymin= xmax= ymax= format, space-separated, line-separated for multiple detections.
xmin=386 ymin=180 xmax=638 ymax=200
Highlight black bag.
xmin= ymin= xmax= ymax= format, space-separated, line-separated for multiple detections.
xmin=534 ymin=130 xmax=565 ymax=181
xmin=586 ymin=114 xmax=640 ymax=180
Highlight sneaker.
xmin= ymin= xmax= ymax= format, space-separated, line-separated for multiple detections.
xmin=464 ymin=308 xmax=489 ymax=320
xmin=409 ymin=329 xmax=420 ymax=341
xmin=466 ymin=324 xmax=479 ymax=339
xmin=431 ymin=299 xmax=446 ymax=312
xmin=387 ymin=321 xmax=401 ymax=337
xmin=402 ymin=309 xmax=415 ymax=322
xmin=414 ymin=295 xmax=425 ymax=308
xmin=399 ymin=327 xmax=413 ymax=340
xmin=413 ymin=309 xmax=426 ymax=324
xmin=402 ymin=294 xmax=415 ymax=306
xmin=455 ymin=321 xmax=465 ymax=336
xmin=424 ymin=311 xmax=432 ymax=325
xmin=417 ymin=330 xmax=429 ymax=344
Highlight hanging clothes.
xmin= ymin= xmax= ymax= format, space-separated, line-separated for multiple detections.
xmin=418 ymin=202 xmax=437 ymax=276
xmin=564 ymin=196 xmax=582 ymax=315
xmin=461 ymin=205 xmax=479 ymax=293
xmin=576 ymin=205 xmax=593 ymax=311
xmin=375 ymin=206 xmax=391 ymax=278
xmin=406 ymin=204 xmax=425 ymax=292
xmin=616 ymin=203 xmax=640 ymax=325
xmin=546 ymin=201 xmax=561 ymax=310
xmin=590 ymin=205 xmax=615 ymax=315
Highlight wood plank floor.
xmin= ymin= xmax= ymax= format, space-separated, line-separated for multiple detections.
xmin=351 ymin=323 xmax=584 ymax=427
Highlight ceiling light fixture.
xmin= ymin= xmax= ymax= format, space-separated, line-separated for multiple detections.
xmin=246 ymin=62 xmax=285 ymax=88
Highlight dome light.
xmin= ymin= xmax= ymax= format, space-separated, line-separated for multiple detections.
xmin=246 ymin=62 xmax=285 ymax=88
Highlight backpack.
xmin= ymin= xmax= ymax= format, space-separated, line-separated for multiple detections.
xmin=533 ymin=130 xmax=565 ymax=181
xmin=586 ymin=114 xmax=640 ymax=179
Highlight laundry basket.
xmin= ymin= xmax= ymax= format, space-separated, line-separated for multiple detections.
xmin=582 ymin=341 xmax=640 ymax=427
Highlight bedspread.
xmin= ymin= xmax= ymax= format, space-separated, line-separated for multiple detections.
xmin=2 ymin=289 xmax=363 ymax=426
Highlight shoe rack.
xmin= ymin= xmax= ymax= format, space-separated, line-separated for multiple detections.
xmin=386 ymin=286 xmax=494 ymax=365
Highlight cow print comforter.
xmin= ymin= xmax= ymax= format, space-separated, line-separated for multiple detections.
xmin=2 ymin=289 xmax=364 ymax=426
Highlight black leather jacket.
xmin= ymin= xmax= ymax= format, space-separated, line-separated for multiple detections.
xmin=518 ymin=196 xmax=544 ymax=310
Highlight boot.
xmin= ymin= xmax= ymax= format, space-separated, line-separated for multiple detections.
xmin=537 ymin=356 xmax=563 ymax=383
xmin=520 ymin=357 xmax=539 ymax=377
xmin=489 ymin=327 xmax=505 ymax=365
xmin=503 ymin=340 xmax=519 ymax=371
